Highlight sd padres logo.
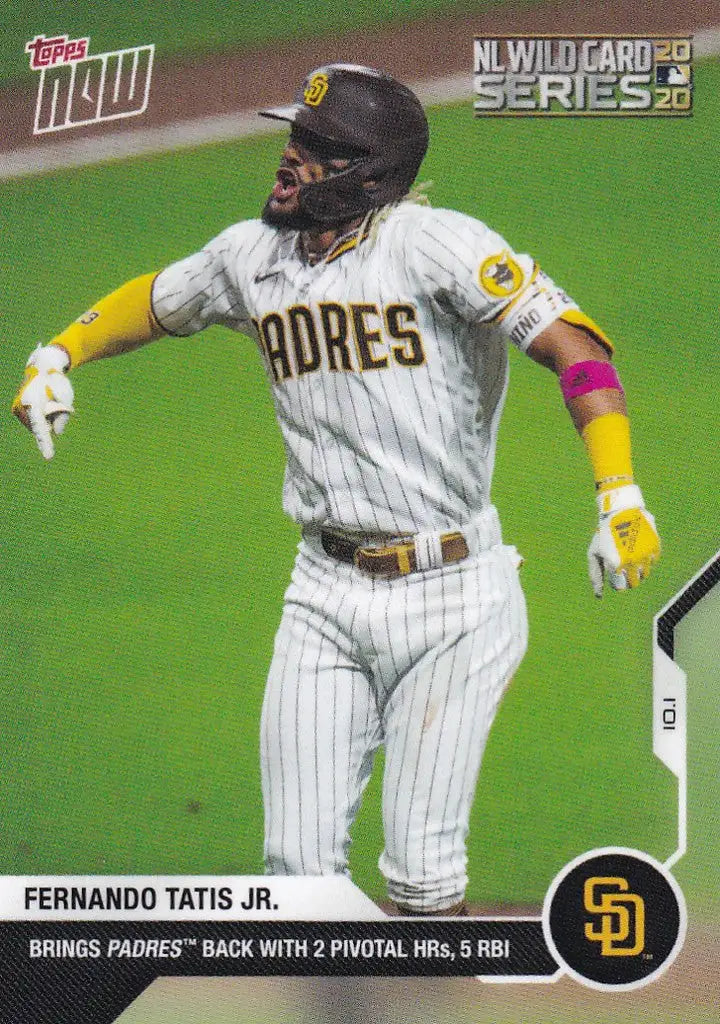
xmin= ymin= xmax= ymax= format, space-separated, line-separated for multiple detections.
xmin=544 ymin=848 xmax=685 ymax=990
xmin=304 ymin=72 xmax=329 ymax=106
xmin=583 ymin=877 xmax=645 ymax=956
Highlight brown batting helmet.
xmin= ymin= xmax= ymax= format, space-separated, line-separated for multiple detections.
xmin=259 ymin=63 xmax=429 ymax=223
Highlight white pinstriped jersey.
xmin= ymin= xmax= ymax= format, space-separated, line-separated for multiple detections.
xmin=152 ymin=202 xmax=579 ymax=535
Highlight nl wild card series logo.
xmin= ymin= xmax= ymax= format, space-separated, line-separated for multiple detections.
xmin=474 ymin=36 xmax=693 ymax=116
xmin=25 ymin=34 xmax=154 ymax=135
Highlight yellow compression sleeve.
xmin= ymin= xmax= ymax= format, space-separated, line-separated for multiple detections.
xmin=581 ymin=412 xmax=634 ymax=492
xmin=51 ymin=273 xmax=166 ymax=369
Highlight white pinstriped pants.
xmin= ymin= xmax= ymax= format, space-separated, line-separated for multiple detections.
xmin=260 ymin=507 xmax=528 ymax=912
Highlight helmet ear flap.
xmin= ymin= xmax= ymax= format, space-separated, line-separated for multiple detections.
xmin=361 ymin=150 xmax=423 ymax=198
xmin=297 ymin=162 xmax=373 ymax=223
xmin=297 ymin=149 xmax=424 ymax=225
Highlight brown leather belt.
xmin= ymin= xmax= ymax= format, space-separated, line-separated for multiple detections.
xmin=320 ymin=530 xmax=469 ymax=577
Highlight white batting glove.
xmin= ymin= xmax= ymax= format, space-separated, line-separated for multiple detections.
xmin=11 ymin=344 xmax=74 ymax=460
xmin=588 ymin=484 xmax=661 ymax=597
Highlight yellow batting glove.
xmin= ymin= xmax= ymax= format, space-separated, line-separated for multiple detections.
xmin=588 ymin=484 xmax=661 ymax=597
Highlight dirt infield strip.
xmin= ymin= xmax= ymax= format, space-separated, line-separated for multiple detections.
xmin=1 ymin=0 xmax=719 ymax=167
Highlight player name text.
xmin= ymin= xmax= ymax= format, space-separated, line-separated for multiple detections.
xmin=23 ymin=885 xmax=276 ymax=913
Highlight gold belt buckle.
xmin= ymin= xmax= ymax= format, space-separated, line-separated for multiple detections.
xmin=394 ymin=541 xmax=415 ymax=575
xmin=355 ymin=540 xmax=416 ymax=577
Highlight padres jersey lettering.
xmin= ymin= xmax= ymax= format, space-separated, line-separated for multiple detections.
xmin=152 ymin=203 xmax=579 ymax=536
xmin=319 ymin=302 xmax=352 ymax=370
xmin=252 ymin=302 xmax=427 ymax=381
xmin=288 ymin=305 xmax=321 ymax=374
xmin=386 ymin=304 xmax=424 ymax=366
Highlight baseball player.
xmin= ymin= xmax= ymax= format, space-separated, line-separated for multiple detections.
xmin=12 ymin=64 xmax=660 ymax=916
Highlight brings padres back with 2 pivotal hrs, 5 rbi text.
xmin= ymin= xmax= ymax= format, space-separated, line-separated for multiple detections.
xmin=12 ymin=63 xmax=660 ymax=915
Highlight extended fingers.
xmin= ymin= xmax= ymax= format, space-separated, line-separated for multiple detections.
xmin=27 ymin=404 xmax=55 ymax=460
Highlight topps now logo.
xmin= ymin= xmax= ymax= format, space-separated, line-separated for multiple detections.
xmin=474 ymin=36 xmax=693 ymax=116
xmin=25 ymin=34 xmax=154 ymax=135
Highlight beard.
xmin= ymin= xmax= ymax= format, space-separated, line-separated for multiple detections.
xmin=260 ymin=194 xmax=319 ymax=231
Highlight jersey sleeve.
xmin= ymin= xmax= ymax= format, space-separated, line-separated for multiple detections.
xmin=151 ymin=224 xmax=254 ymax=336
xmin=411 ymin=208 xmax=597 ymax=353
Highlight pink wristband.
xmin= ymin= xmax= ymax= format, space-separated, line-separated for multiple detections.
xmin=559 ymin=360 xmax=624 ymax=403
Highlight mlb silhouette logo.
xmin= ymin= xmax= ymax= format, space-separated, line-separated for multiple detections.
xmin=656 ymin=64 xmax=692 ymax=86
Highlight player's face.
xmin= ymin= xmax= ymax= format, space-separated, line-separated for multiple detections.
xmin=261 ymin=126 xmax=355 ymax=229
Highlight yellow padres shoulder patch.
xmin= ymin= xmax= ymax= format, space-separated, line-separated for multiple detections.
xmin=479 ymin=250 xmax=524 ymax=298
xmin=304 ymin=72 xmax=329 ymax=106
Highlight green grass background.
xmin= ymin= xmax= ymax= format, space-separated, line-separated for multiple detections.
xmin=2 ymin=62 xmax=718 ymax=926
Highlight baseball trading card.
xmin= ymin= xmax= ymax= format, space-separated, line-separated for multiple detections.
xmin=2 ymin=1 xmax=718 ymax=1022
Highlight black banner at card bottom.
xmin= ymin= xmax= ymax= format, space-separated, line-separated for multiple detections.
xmin=1 ymin=919 xmax=557 ymax=1023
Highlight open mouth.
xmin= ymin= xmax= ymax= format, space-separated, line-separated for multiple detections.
xmin=271 ymin=167 xmax=299 ymax=201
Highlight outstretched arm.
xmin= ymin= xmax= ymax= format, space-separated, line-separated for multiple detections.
xmin=12 ymin=223 xmax=256 ymax=459
xmin=11 ymin=273 xmax=166 ymax=458
xmin=527 ymin=317 xmax=660 ymax=596
xmin=48 ymin=272 xmax=166 ymax=369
